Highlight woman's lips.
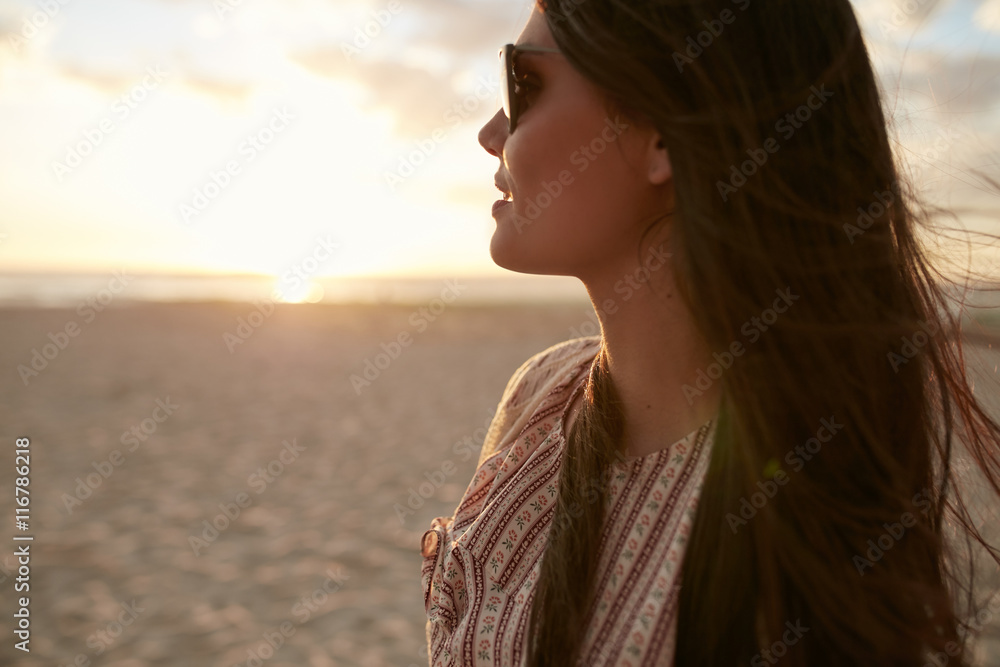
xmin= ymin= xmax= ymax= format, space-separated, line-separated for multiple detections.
xmin=492 ymin=199 xmax=511 ymax=214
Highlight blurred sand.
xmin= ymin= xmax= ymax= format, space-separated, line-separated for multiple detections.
xmin=0 ymin=302 xmax=997 ymax=666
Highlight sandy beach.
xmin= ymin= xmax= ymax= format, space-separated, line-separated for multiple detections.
xmin=1 ymin=302 xmax=998 ymax=666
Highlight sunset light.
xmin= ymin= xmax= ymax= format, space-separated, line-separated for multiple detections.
xmin=0 ymin=0 xmax=996 ymax=292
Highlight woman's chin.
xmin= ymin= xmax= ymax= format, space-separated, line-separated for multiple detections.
xmin=489 ymin=232 xmax=547 ymax=275
xmin=488 ymin=241 xmax=528 ymax=274
xmin=488 ymin=235 xmax=570 ymax=277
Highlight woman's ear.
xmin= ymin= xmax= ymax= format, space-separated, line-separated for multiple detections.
xmin=646 ymin=133 xmax=672 ymax=186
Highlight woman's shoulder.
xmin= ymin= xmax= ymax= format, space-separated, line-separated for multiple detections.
xmin=476 ymin=335 xmax=601 ymax=468
xmin=510 ymin=335 xmax=600 ymax=398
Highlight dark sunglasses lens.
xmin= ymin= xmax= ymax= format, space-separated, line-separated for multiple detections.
xmin=499 ymin=49 xmax=508 ymax=118
xmin=501 ymin=46 xmax=516 ymax=132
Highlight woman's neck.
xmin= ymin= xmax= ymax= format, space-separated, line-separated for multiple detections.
xmin=579 ymin=262 xmax=721 ymax=459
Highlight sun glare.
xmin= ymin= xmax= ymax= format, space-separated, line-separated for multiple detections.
xmin=272 ymin=278 xmax=325 ymax=303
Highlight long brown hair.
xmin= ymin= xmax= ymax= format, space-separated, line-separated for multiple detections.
xmin=524 ymin=0 xmax=1000 ymax=665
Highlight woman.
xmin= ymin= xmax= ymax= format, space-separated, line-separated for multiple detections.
xmin=420 ymin=0 xmax=1000 ymax=664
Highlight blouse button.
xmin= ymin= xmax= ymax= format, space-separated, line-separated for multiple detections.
xmin=421 ymin=529 xmax=439 ymax=558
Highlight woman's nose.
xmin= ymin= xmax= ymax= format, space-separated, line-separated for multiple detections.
xmin=478 ymin=109 xmax=508 ymax=159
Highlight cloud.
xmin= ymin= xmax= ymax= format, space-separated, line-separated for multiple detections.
xmin=54 ymin=65 xmax=139 ymax=95
xmin=894 ymin=51 xmax=1000 ymax=113
xmin=287 ymin=0 xmax=520 ymax=139
xmin=401 ymin=0 xmax=525 ymax=56
xmin=974 ymin=0 xmax=1000 ymax=31
xmin=862 ymin=0 xmax=955 ymax=30
xmin=50 ymin=60 xmax=256 ymax=106
xmin=291 ymin=50 xmax=467 ymax=138
xmin=179 ymin=75 xmax=255 ymax=103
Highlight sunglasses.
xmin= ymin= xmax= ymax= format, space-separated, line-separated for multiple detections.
xmin=499 ymin=43 xmax=562 ymax=133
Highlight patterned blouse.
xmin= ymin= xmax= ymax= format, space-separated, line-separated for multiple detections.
xmin=420 ymin=336 xmax=717 ymax=666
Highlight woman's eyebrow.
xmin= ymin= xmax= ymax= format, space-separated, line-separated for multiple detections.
xmin=514 ymin=41 xmax=560 ymax=54
xmin=514 ymin=50 xmax=557 ymax=68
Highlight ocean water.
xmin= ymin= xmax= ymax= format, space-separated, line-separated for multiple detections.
xmin=0 ymin=272 xmax=593 ymax=308
xmin=0 ymin=273 xmax=997 ymax=329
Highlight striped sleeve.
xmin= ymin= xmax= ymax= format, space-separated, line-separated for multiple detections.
xmin=476 ymin=336 xmax=601 ymax=469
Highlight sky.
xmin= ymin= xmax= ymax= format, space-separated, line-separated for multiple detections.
xmin=0 ymin=0 xmax=998 ymax=284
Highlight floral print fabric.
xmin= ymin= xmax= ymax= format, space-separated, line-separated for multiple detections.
xmin=421 ymin=337 xmax=716 ymax=666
